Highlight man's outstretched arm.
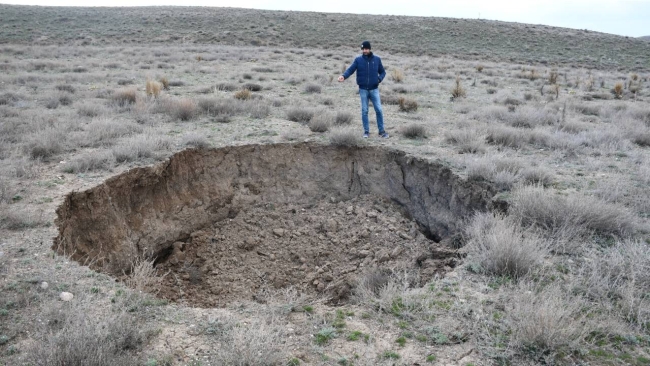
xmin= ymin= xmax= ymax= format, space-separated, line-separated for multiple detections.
xmin=338 ymin=60 xmax=358 ymax=82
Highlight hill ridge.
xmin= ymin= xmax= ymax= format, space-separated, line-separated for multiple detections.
xmin=1 ymin=5 xmax=648 ymax=70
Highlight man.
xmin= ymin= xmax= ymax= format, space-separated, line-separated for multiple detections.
xmin=338 ymin=41 xmax=389 ymax=139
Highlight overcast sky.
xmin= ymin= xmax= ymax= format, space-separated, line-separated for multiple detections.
xmin=5 ymin=0 xmax=650 ymax=37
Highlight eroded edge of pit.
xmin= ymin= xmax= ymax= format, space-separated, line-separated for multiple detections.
xmin=53 ymin=142 xmax=503 ymax=278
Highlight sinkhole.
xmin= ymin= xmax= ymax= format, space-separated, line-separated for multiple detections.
xmin=53 ymin=143 xmax=502 ymax=307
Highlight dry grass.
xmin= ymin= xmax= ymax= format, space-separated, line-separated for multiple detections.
xmin=613 ymin=82 xmax=624 ymax=99
xmin=390 ymin=68 xmax=404 ymax=82
xmin=401 ymin=124 xmax=427 ymax=139
xmin=112 ymin=88 xmax=137 ymax=106
xmin=308 ymin=113 xmax=332 ymax=132
xmin=181 ymin=132 xmax=211 ymax=148
xmin=329 ymin=127 xmax=361 ymax=147
xmin=210 ymin=317 xmax=287 ymax=365
xmin=444 ymin=129 xmax=487 ymax=153
xmin=125 ymin=258 xmax=166 ymax=293
xmin=167 ymin=98 xmax=197 ymax=121
xmin=145 ymin=80 xmax=161 ymax=97
xmin=509 ymin=185 xmax=637 ymax=247
xmin=26 ymin=299 xmax=145 ymax=366
xmin=111 ymin=133 xmax=172 ymax=162
xmin=286 ymin=107 xmax=314 ymax=123
xmin=234 ymin=89 xmax=252 ymax=100
xmin=398 ymin=96 xmax=418 ymax=112
xmin=304 ymin=83 xmax=322 ymax=93
xmin=451 ymin=76 xmax=466 ymax=99
xmin=506 ymin=283 xmax=591 ymax=356
xmin=465 ymin=213 xmax=547 ymax=278
xmin=334 ymin=111 xmax=354 ymax=125
xmin=61 ymin=150 xmax=115 ymax=173
xmin=579 ymin=238 xmax=650 ymax=330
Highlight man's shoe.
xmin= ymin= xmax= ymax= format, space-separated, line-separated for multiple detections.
xmin=379 ymin=132 xmax=390 ymax=139
xmin=363 ymin=133 xmax=369 ymax=139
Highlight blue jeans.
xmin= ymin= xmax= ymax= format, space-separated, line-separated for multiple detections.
xmin=359 ymin=88 xmax=385 ymax=135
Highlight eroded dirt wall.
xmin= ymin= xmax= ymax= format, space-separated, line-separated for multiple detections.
xmin=53 ymin=143 xmax=500 ymax=275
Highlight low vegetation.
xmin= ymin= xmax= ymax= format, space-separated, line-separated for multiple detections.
xmin=1 ymin=6 xmax=649 ymax=366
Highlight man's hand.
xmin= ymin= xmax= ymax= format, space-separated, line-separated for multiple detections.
xmin=337 ymin=75 xmax=345 ymax=82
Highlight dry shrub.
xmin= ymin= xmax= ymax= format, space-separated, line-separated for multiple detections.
xmin=390 ymin=68 xmax=404 ymax=82
xmin=45 ymin=98 xmax=60 ymax=109
xmin=401 ymin=124 xmax=426 ymax=139
xmin=25 ymin=128 xmax=66 ymax=160
xmin=506 ymin=282 xmax=590 ymax=356
xmin=465 ymin=156 xmax=523 ymax=190
xmin=548 ymin=69 xmax=558 ymax=84
xmin=181 ymin=133 xmax=211 ymax=148
xmin=334 ymin=111 xmax=353 ymax=125
xmin=509 ymin=185 xmax=636 ymax=249
xmin=631 ymin=131 xmax=650 ymax=147
xmin=304 ymin=83 xmax=322 ymax=93
xmin=168 ymin=98 xmax=197 ymax=121
xmin=243 ymin=83 xmax=262 ymax=92
xmin=234 ymin=89 xmax=252 ymax=100
xmin=249 ymin=102 xmax=271 ymax=119
xmin=444 ymin=129 xmax=487 ymax=153
xmin=159 ymin=77 xmax=169 ymax=90
xmin=112 ymin=88 xmax=137 ymax=106
xmin=520 ymin=167 xmax=554 ymax=186
xmin=26 ymin=300 xmax=144 ymax=366
xmin=398 ymin=97 xmax=418 ymax=112
xmin=579 ymin=239 xmax=650 ymax=330
xmin=85 ymin=118 xmax=143 ymax=147
xmin=125 ymin=258 xmax=166 ymax=293
xmin=329 ymin=127 xmax=361 ymax=147
xmin=77 ymin=102 xmax=106 ymax=117
xmin=485 ymin=125 xmax=525 ymax=148
xmin=198 ymin=97 xmax=246 ymax=121
xmin=382 ymin=93 xmax=401 ymax=105
xmin=451 ymin=76 xmax=466 ymax=99
xmin=61 ymin=150 xmax=115 ymax=173
xmin=210 ymin=317 xmax=286 ymax=365
xmin=56 ymin=84 xmax=75 ymax=93
xmin=0 ymin=207 xmax=49 ymax=230
xmin=112 ymin=133 xmax=172 ymax=163
xmin=309 ymin=113 xmax=333 ymax=132
xmin=216 ymin=82 xmax=238 ymax=92
xmin=286 ymin=107 xmax=314 ymax=123
xmin=613 ymin=82 xmax=624 ymax=99
xmin=145 ymin=80 xmax=161 ymax=97
xmin=465 ymin=213 xmax=546 ymax=278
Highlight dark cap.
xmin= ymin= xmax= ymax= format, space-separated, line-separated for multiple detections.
xmin=360 ymin=41 xmax=371 ymax=49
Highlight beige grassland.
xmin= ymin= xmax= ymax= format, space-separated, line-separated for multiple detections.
xmin=1 ymin=7 xmax=650 ymax=366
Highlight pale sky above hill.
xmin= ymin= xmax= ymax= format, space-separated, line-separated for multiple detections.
xmin=4 ymin=0 xmax=650 ymax=37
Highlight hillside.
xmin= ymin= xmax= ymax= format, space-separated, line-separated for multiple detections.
xmin=1 ymin=4 xmax=649 ymax=70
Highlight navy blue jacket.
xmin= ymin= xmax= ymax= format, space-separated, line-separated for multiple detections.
xmin=342 ymin=53 xmax=386 ymax=90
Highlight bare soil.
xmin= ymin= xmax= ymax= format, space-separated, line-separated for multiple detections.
xmin=152 ymin=195 xmax=459 ymax=307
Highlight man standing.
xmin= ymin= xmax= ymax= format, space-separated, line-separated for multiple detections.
xmin=338 ymin=41 xmax=389 ymax=139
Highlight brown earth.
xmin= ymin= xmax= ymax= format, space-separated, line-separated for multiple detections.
xmin=153 ymin=195 xmax=459 ymax=307
xmin=53 ymin=142 xmax=502 ymax=306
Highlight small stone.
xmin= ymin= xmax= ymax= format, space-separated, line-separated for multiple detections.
xmin=40 ymin=282 xmax=49 ymax=290
xmin=325 ymin=219 xmax=338 ymax=232
xmin=398 ymin=232 xmax=413 ymax=240
xmin=59 ymin=292 xmax=74 ymax=302
xmin=346 ymin=205 xmax=354 ymax=214
xmin=272 ymin=228 xmax=285 ymax=237
xmin=390 ymin=247 xmax=404 ymax=258
xmin=367 ymin=211 xmax=378 ymax=218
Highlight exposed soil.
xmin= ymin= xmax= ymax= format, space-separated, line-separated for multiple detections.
xmin=53 ymin=142 xmax=500 ymax=307
xmin=153 ymin=195 xmax=459 ymax=307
